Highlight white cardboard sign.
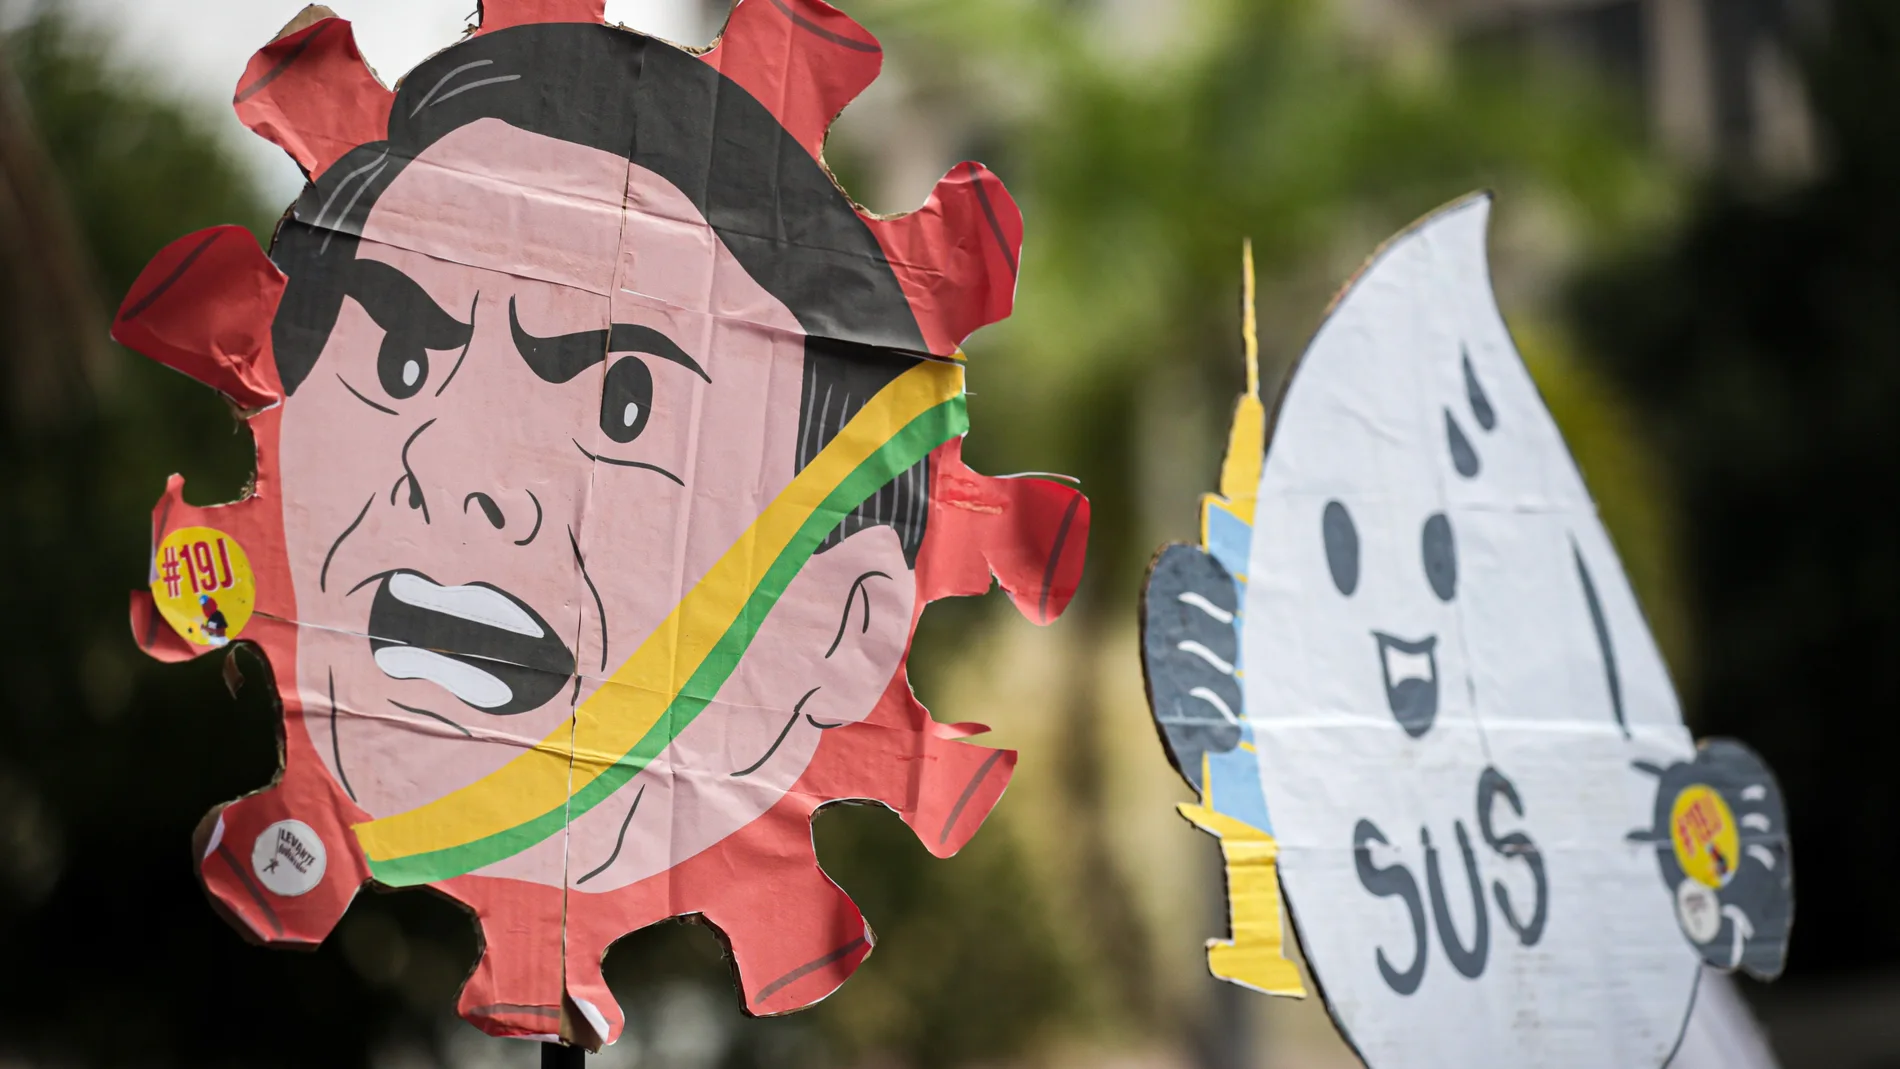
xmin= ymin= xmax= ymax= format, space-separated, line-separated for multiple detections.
xmin=1141 ymin=195 xmax=1792 ymax=1068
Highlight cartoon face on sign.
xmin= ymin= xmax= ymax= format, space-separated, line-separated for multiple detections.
xmin=270 ymin=93 xmax=940 ymax=884
xmin=1141 ymin=197 xmax=1790 ymax=1068
xmin=115 ymin=0 xmax=1087 ymax=1049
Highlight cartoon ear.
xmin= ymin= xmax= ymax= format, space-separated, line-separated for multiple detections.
xmin=112 ymin=226 xmax=287 ymax=409
xmin=797 ymin=526 xmax=918 ymax=724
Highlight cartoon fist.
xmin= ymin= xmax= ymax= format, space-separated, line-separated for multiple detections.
xmin=1142 ymin=544 xmax=1244 ymax=787
xmin=1633 ymin=739 xmax=1793 ymax=979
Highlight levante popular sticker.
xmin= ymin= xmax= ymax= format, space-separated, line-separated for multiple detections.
xmin=115 ymin=0 xmax=1088 ymax=1049
xmin=1138 ymin=197 xmax=1793 ymax=1068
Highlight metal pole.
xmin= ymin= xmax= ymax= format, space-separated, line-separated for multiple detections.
xmin=541 ymin=1043 xmax=586 ymax=1068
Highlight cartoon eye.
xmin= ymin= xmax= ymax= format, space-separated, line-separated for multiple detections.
xmin=376 ymin=335 xmax=429 ymax=399
xmin=1323 ymin=500 xmax=1360 ymax=596
xmin=349 ymin=259 xmax=469 ymax=400
xmin=1422 ymin=512 xmax=1457 ymax=601
xmin=600 ymin=356 xmax=654 ymax=444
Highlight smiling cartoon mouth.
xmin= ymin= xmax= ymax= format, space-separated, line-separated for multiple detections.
xmin=1373 ymin=631 xmax=1439 ymax=738
xmin=365 ymin=570 xmax=576 ymax=716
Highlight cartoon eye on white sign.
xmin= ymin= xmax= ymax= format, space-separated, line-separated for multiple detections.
xmin=1140 ymin=195 xmax=1793 ymax=1069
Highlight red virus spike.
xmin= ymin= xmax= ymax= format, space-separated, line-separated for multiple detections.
xmin=705 ymin=1 xmax=1021 ymax=355
xmin=702 ymin=0 xmax=883 ymax=160
xmin=920 ymin=439 xmax=1090 ymax=624
xmin=865 ymin=162 xmax=1025 ymax=356
xmin=112 ymin=225 xmax=286 ymax=410
xmin=477 ymin=0 xmax=607 ymax=34
xmin=806 ymin=680 xmax=1017 ymax=860
xmin=114 ymin=225 xmax=291 ymax=669
xmin=233 ymin=14 xmax=392 ymax=180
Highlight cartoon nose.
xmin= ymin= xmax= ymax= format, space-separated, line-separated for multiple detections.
xmin=465 ymin=492 xmax=505 ymax=528
xmin=461 ymin=490 xmax=543 ymax=545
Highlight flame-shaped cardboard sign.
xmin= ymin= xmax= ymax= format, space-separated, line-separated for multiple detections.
xmin=1139 ymin=197 xmax=1791 ymax=1067
xmin=115 ymin=1 xmax=1088 ymax=1048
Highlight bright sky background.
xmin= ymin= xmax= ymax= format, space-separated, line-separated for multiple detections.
xmin=60 ymin=0 xmax=718 ymax=203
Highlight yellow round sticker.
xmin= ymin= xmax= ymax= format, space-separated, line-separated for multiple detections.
xmin=150 ymin=526 xmax=256 ymax=647
xmin=1670 ymin=784 xmax=1740 ymax=889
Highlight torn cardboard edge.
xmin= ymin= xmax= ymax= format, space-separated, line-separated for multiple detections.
xmin=116 ymin=0 xmax=1089 ymax=1049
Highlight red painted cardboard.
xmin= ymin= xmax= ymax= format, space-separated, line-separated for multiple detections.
xmin=114 ymin=0 xmax=1087 ymax=1048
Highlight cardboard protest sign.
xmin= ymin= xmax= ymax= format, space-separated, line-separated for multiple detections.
xmin=114 ymin=0 xmax=1088 ymax=1048
xmin=1140 ymin=198 xmax=1791 ymax=1067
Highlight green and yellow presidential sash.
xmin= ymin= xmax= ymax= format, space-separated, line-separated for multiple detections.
xmin=354 ymin=360 xmax=966 ymax=886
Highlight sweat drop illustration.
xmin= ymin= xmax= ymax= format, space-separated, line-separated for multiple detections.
xmin=1140 ymin=196 xmax=1791 ymax=1068
xmin=114 ymin=0 xmax=1088 ymax=1048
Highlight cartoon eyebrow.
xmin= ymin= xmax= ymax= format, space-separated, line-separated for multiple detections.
xmin=509 ymin=297 xmax=709 ymax=384
xmin=347 ymin=259 xmax=474 ymax=351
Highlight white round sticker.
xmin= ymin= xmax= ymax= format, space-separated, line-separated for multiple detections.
xmin=1675 ymin=879 xmax=1721 ymax=944
xmin=252 ymin=819 xmax=327 ymax=897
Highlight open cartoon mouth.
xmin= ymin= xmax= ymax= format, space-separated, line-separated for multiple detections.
xmin=1372 ymin=631 xmax=1438 ymax=737
xmin=364 ymin=570 xmax=576 ymax=716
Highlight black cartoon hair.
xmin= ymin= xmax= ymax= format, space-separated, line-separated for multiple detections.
xmin=269 ymin=22 xmax=926 ymax=562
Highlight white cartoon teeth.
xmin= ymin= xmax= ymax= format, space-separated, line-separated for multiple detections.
xmin=1382 ymin=643 xmax=1433 ymax=686
xmin=365 ymin=570 xmax=575 ymax=716
xmin=386 ymin=572 xmax=546 ymax=637
xmin=371 ymin=645 xmax=514 ymax=709
xmin=1371 ymin=631 xmax=1440 ymax=736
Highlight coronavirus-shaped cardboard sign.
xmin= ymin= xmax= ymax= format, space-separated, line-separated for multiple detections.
xmin=1140 ymin=197 xmax=1791 ymax=1067
xmin=114 ymin=0 xmax=1088 ymax=1048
